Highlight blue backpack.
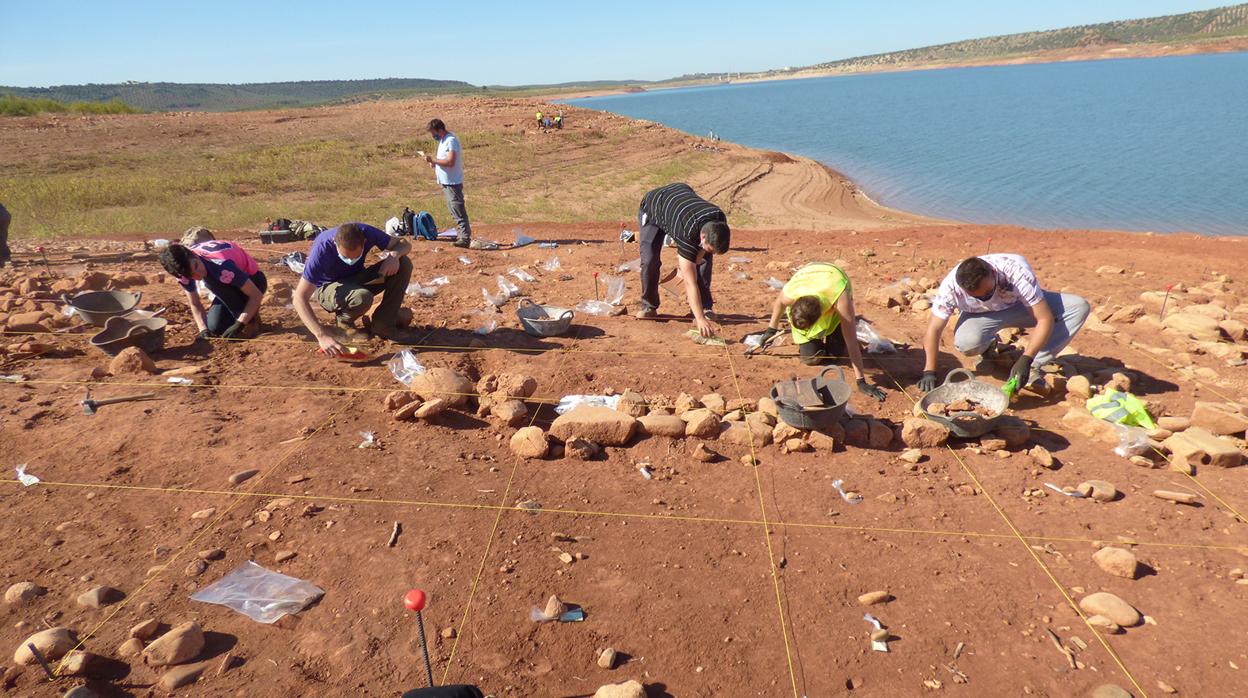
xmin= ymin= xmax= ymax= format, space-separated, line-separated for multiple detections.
xmin=414 ymin=211 xmax=438 ymax=240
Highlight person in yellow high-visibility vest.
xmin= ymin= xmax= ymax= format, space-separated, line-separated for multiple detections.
xmin=761 ymin=262 xmax=886 ymax=401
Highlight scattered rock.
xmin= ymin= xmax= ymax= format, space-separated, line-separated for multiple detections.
xmin=144 ymin=622 xmax=205 ymax=667
xmin=900 ymin=418 xmax=949 ymax=448
xmin=184 ymin=559 xmax=207 ymax=577
xmin=414 ymin=397 xmax=448 ymax=419
xmin=108 ymin=346 xmax=157 ymax=375
xmin=1152 ymin=489 xmax=1200 ymax=505
xmin=700 ymin=393 xmax=727 ymax=416
xmin=160 ymin=664 xmax=205 ymax=690
xmin=4 ymin=581 xmax=45 ymax=606
xmin=130 ymin=618 xmax=160 ymax=640
xmin=58 ymin=650 xmax=96 ymax=676
xmin=1078 ymin=592 xmax=1140 ymax=627
xmin=1076 ymin=480 xmax=1118 ymax=502
xmin=1156 ymin=416 xmax=1190 ymax=432
xmin=757 ymin=397 xmax=778 ymax=417
xmin=857 ymin=590 xmax=891 ymax=606
xmin=543 ymin=595 xmax=567 ymax=619
xmin=992 ymin=417 xmax=1031 ymax=448
xmin=637 ymin=414 xmax=685 ymax=438
xmin=495 ymin=373 xmax=538 ymax=399
xmin=899 ymin=448 xmax=924 ymax=464
xmin=1086 ymin=615 xmax=1122 ymax=633
xmin=843 ymin=418 xmax=870 ymax=448
xmin=1162 ymin=428 xmax=1242 ymax=468
xmin=383 ymin=390 xmax=416 ymax=411
xmin=1189 ymin=401 xmax=1248 ymax=436
xmin=593 ymin=680 xmax=646 ymax=698
xmin=492 ymin=399 xmax=529 ymax=427
xmin=564 ymin=437 xmax=601 ymax=460
xmin=783 ymin=437 xmax=812 ymax=453
xmin=198 ymin=548 xmax=225 ymax=561
xmin=228 ymin=469 xmax=258 ymax=485
xmin=740 ymin=454 xmax=761 ymax=466
xmin=118 ymin=637 xmax=145 ymax=658
xmin=190 ymin=508 xmax=216 ymax=519
xmin=721 ymin=419 xmax=772 ymax=447
xmin=807 ymin=428 xmax=840 ymax=451
xmin=1066 ymin=375 xmax=1092 ymax=399
xmin=408 ymin=367 xmax=473 ymax=408
xmin=440 ymin=627 xmax=457 ymax=640
xmin=616 ymin=390 xmax=648 ymax=418
xmin=393 ymin=400 xmax=424 ymax=421
xmin=682 ymin=409 xmax=721 ymax=439
xmin=691 ymin=443 xmax=718 ymax=462
xmin=1028 ymin=445 xmax=1056 ymax=469
xmin=13 ymin=627 xmax=76 ymax=665
xmin=597 ymin=647 xmax=617 ymax=669
xmin=1156 ymin=680 xmax=1178 ymax=694
xmin=866 ymin=419 xmax=893 ymax=449
xmin=980 ymin=437 xmax=1008 ymax=452
xmin=217 ymin=653 xmax=242 ymax=675
xmin=274 ymin=550 xmax=297 ymax=563
xmin=510 ymin=426 xmax=550 ymax=459
xmin=673 ymin=393 xmax=701 ymax=414
xmin=77 ymin=585 xmax=124 ymax=609
xmin=1089 ymin=684 xmax=1134 ymax=698
xmin=550 ymin=405 xmax=637 ymax=446
xmin=1162 ymin=312 xmax=1222 ymax=341
xmin=1093 ymin=547 xmax=1140 ymax=579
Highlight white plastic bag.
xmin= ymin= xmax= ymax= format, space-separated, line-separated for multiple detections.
xmin=1113 ymin=424 xmax=1150 ymax=458
xmin=856 ymin=319 xmax=896 ymax=354
xmin=388 ymin=350 xmax=427 ymax=386
xmin=600 ymin=275 xmax=626 ymax=305
xmin=458 ymin=255 xmax=473 ymax=265
xmin=764 ymin=277 xmax=785 ymax=290
xmin=617 ymin=258 xmax=641 ymax=273
xmin=384 ymin=217 xmax=403 ymax=235
xmin=357 ymin=431 xmax=378 ymax=449
xmin=509 ymin=267 xmax=536 ymax=283
xmin=190 ymin=561 xmax=324 ymax=624
xmin=541 ymin=256 xmax=561 ymax=271
xmin=484 ymin=275 xmax=519 ymax=308
xmin=514 ymin=228 xmax=535 ymax=247
xmin=15 ymin=464 xmax=39 ymax=487
xmin=575 ymin=300 xmax=615 ymax=316
xmin=554 ymin=394 xmax=622 ymax=414
xmin=406 ymin=283 xmax=437 ymax=298
xmin=428 ymin=276 xmax=450 ymax=286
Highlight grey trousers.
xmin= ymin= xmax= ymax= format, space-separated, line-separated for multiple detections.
xmin=442 ymin=184 xmax=471 ymax=243
xmin=0 ymin=203 xmax=10 ymax=263
xmin=638 ymin=211 xmax=713 ymax=313
xmin=953 ymin=291 xmax=1091 ymax=367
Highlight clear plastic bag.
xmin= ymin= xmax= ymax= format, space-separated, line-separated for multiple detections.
xmin=617 ymin=258 xmax=641 ymax=273
xmin=600 ymin=275 xmax=626 ymax=305
xmin=1113 ymin=424 xmax=1150 ymax=458
xmin=514 ymin=228 xmax=535 ymax=247
xmin=357 ymin=431 xmax=378 ymax=449
xmin=541 ymin=256 xmax=561 ymax=271
xmin=458 ymin=255 xmax=473 ymax=265
xmin=554 ymin=394 xmax=622 ymax=414
xmin=190 ymin=561 xmax=324 ymax=624
xmin=764 ymin=277 xmax=785 ymax=290
xmin=575 ymin=300 xmax=615 ymax=316
xmin=278 ymin=252 xmax=306 ymax=275
xmin=509 ymin=267 xmax=536 ymax=283
xmin=388 ymin=350 xmax=427 ymax=386
xmin=856 ymin=319 xmax=896 ymax=354
xmin=538 ymin=242 xmax=558 ymax=249
xmin=428 ymin=276 xmax=450 ymax=286
xmin=729 ymin=256 xmax=752 ymax=263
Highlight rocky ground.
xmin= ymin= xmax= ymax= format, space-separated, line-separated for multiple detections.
xmin=2 ymin=220 xmax=1247 ymax=697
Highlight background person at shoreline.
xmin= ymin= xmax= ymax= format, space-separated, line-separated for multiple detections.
xmin=423 ymin=118 xmax=472 ymax=249
xmin=917 ymin=254 xmax=1090 ymax=393
xmin=760 ymin=262 xmax=886 ymax=401
xmin=634 ymin=183 xmax=730 ymax=337
xmin=292 ymin=222 xmax=413 ymax=356
xmin=159 ymin=240 xmax=267 ymax=339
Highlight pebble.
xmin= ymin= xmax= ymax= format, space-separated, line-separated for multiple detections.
xmin=899 ymin=448 xmax=924 ymax=464
xmin=857 ymin=590 xmax=891 ymax=606
xmin=185 ymin=559 xmax=207 ymax=577
xmin=1092 ymin=547 xmax=1140 ymax=579
xmin=4 ymin=581 xmax=45 ymax=606
xmin=118 ymin=635 xmax=145 ymax=658
xmin=76 ymin=585 xmax=124 ymax=609
xmin=741 ymin=454 xmax=761 ymax=466
xmin=1079 ymin=592 xmax=1140 ymax=627
xmin=190 ymin=508 xmax=216 ymax=519
xmin=1157 ymin=680 xmax=1177 ymax=694
xmin=597 ymin=647 xmax=617 ymax=669
xmin=558 ymin=552 xmax=575 ymax=564
xmin=275 ymin=550 xmax=298 ymax=563
xmin=144 ymin=621 xmax=205 ymax=666
xmin=691 ymin=443 xmax=718 ymax=462
xmin=130 ymin=618 xmax=160 ymax=640
xmin=1076 ymin=480 xmax=1118 ymax=502
xmin=440 ymin=627 xmax=456 ymax=639
xmin=1089 ymin=685 xmax=1132 ymax=698
xmin=198 ymin=548 xmax=225 ymax=561
xmin=160 ymin=664 xmax=204 ymax=690
xmin=228 ymin=469 xmax=259 ymax=485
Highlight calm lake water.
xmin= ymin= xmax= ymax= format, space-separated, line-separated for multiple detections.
xmin=572 ymin=53 xmax=1248 ymax=235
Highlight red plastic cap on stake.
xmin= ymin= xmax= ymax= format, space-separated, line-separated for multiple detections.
xmin=404 ymin=589 xmax=427 ymax=612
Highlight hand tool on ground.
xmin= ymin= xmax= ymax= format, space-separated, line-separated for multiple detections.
xmin=404 ymin=589 xmax=435 ymax=688
xmin=81 ymin=390 xmax=160 ymax=415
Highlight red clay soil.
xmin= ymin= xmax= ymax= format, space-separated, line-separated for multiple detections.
xmin=2 ymin=221 xmax=1247 ymax=697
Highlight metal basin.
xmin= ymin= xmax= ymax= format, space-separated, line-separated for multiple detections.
xmin=63 ymin=290 xmax=142 ymax=327
xmin=917 ymin=368 xmax=1008 ymax=438
xmin=89 ymin=315 xmax=167 ymax=356
xmin=516 ymin=299 xmax=574 ymax=337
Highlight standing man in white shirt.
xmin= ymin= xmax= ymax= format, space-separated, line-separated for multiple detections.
xmin=917 ymin=254 xmax=1090 ymax=393
xmin=423 ymin=118 xmax=471 ymax=249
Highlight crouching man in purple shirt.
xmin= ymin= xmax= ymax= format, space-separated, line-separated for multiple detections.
xmin=292 ymin=222 xmax=413 ymax=357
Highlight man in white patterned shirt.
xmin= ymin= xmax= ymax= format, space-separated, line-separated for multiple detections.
xmin=918 ymin=254 xmax=1090 ymax=393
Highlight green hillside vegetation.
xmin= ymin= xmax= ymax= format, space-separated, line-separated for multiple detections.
xmin=1 ymin=78 xmax=475 ymax=113
xmin=0 ymin=94 xmax=142 ymax=116
xmin=799 ymin=3 xmax=1248 ymax=74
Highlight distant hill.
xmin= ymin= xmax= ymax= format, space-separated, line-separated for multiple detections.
xmin=777 ymin=3 xmax=1248 ymax=76
xmin=0 ymin=78 xmax=475 ymax=112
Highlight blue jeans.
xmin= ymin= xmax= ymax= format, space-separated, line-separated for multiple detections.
xmin=207 ymin=271 xmax=267 ymax=334
xmin=953 ymin=291 xmax=1090 ymax=368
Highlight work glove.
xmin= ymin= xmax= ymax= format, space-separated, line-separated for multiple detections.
xmin=1009 ymin=355 xmax=1035 ymax=389
xmin=857 ymin=378 xmax=886 ymax=402
xmin=917 ymin=371 xmax=938 ymax=393
xmin=196 ymin=329 xmax=211 ymax=342
xmin=220 ymin=321 xmax=245 ymax=339
xmin=760 ymin=327 xmax=779 ymax=344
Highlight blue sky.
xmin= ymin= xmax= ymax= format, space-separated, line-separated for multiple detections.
xmin=0 ymin=1 xmax=1227 ymax=87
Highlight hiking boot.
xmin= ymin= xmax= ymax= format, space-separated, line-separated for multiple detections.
xmin=452 ymin=238 xmax=471 ymax=249
xmin=635 ymin=308 xmax=657 ymax=320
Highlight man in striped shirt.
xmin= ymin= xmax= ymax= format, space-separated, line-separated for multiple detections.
xmin=635 ymin=183 xmax=731 ymax=337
